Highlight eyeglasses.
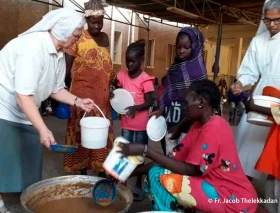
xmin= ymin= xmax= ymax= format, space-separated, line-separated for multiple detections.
xmin=263 ymin=17 xmax=280 ymax=25
xmin=72 ymin=33 xmax=81 ymax=40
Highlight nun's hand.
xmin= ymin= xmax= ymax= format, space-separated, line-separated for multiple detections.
xmin=39 ymin=128 xmax=56 ymax=149
xmin=77 ymin=98 xmax=94 ymax=112
xmin=118 ymin=143 xmax=145 ymax=157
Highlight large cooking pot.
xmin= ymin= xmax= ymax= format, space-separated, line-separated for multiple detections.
xmin=20 ymin=175 xmax=133 ymax=213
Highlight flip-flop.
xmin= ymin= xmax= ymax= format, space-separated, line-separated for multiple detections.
xmin=133 ymin=187 xmax=145 ymax=201
xmin=0 ymin=206 xmax=12 ymax=213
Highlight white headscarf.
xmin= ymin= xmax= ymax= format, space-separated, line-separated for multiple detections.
xmin=256 ymin=0 xmax=270 ymax=35
xmin=19 ymin=8 xmax=85 ymax=41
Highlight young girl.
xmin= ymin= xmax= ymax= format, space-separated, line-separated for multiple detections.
xmin=154 ymin=27 xmax=207 ymax=155
xmin=113 ymin=39 xmax=154 ymax=201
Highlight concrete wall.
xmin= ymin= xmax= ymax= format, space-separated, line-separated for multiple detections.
xmin=138 ymin=21 xmax=234 ymax=81
xmin=204 ymin=42 xmax=232 ymax=76
xmin=0 ymin=0 xmax=49 ymax=49
xmin=139 ymin=21 xmax=179 ymax=79
xmin=111 ymin=23 xmax=129 ymax=72
xmin=201 ymin=24 xmax=258 ymax=81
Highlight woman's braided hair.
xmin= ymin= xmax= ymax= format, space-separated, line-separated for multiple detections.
xmin=188 ymin=79 xmax=222 ymax=110
xmin=84 ymin=0 xmax=104 ymax=10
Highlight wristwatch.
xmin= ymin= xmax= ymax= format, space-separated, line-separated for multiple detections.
xmin=74 ymin=97 xmax=78 ymax=107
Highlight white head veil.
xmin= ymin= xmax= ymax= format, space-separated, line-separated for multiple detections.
xmin=256 ymin=0 xmax=270 ymax=35
xmin=18 ymin=8 xmax=85 ymax=41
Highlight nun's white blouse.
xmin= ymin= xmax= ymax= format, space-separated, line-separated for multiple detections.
xmin=0 ymin=32 xmax=65 ymax=124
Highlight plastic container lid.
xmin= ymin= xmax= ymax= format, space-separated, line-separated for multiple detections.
xmin=146 ymin=115 xmax=167 ymax=142
xmin=110 ymin=89 xmax=134 ymax=115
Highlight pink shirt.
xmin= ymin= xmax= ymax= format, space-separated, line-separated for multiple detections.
xmin=117 ymin=70 xmax=154 ymax=131
xmin=170 ymin=116 xmax=258 ymax=212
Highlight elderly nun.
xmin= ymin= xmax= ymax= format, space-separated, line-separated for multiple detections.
xmin=231 ymin=0 xmax=280 ymax=178
xmin=0 ymin=8 xmax=94 ymax=213
xmin=231 ymin=0 xmax=280 ymax=211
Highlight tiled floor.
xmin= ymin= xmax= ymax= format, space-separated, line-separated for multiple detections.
xmin=2 ymin=115 xmax=270 ymax=212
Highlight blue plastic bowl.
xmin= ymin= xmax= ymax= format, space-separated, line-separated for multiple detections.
xmin=92 ymin=179 xmax=117 ymax=206
xmin=54 ymin=103 xmax=71 ymax=119
xmin=50 ymin=144 xmax=77 ymax=154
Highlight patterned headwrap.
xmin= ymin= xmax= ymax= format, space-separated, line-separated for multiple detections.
xmin=84 ymin=0 xmax=107 ymax=17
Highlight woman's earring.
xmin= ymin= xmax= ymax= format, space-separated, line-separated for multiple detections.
xmin=199 ymin=105 xmax=202 ymax=108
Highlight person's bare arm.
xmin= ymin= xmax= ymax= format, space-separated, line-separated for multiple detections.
xmin=121 ymin=144 xmax=202 ymax=176
xmin=246 ymin=97 xmax=272 ymax=116
xmin=65 ymin=53 xmax=75 ymax=88
xmin=131 ymin=162 xmax=158 ymax=176
xmin=15 ymin=94 xmax=55 ymax=148
xmin=50 ymin=89 xmax=78 ymax=106
xmin=51 ymin=89 xmax=94 ymax=112
xmin=125 ymin=92 xmax=154 ymax=118
xmin=146 ymin=147 xmax=202 ymax=176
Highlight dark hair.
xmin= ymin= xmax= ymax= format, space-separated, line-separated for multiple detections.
xmin=127 ymin=39 xmax=146 ymax=58
xmin=188 ymin=79 xmax=221 ymax=109
xmin=176 ymin=32 xmax=190 ymax=45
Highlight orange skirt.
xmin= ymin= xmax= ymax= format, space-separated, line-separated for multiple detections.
xmin=255 ymin=123 xmax=280 ymax=180
xmin=63 ymin=106 xmax=113 ymax=172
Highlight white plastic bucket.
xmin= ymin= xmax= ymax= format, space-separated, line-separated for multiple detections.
xmin=247 ymin=95 xmax=280 ymax=127
xmin=80 ymin=104 xmax=110 ymax=149
xmin=103 ymin=137 xmax=144 ymax=182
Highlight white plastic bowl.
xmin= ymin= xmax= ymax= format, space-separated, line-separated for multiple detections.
xmin=247 ymin=95 xmax=280 ymax=127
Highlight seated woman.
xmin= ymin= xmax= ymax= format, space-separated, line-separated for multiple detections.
xmin=119 ymin=79 xmax=258 ymax=213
